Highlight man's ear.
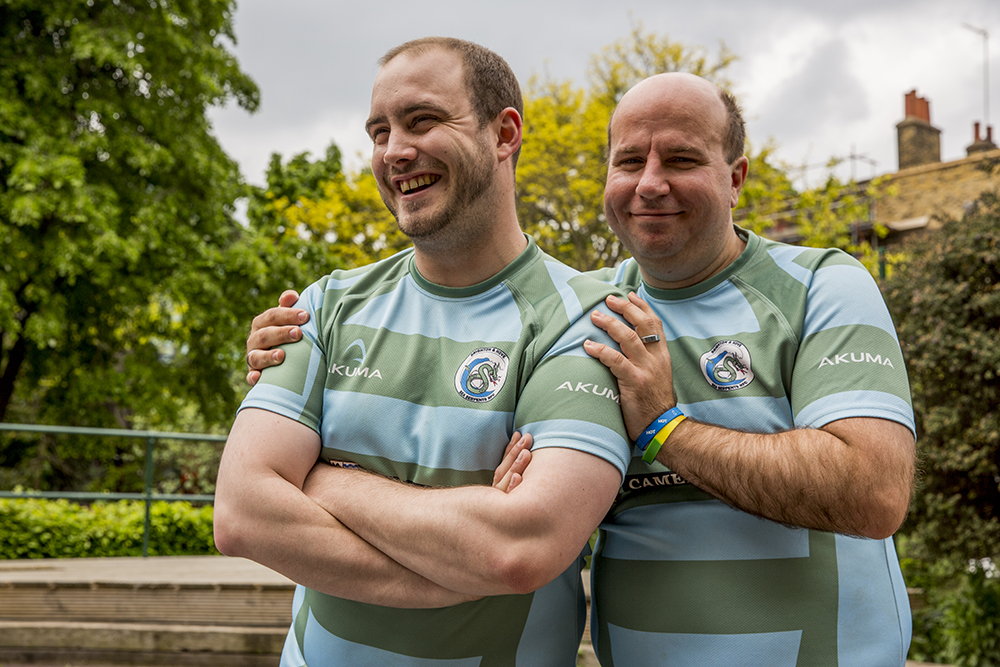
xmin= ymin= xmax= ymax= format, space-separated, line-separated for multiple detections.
xmin=729 ymin=156 xmax=750 ymax=208
xmin=494 ymin=107 xmax=523 ymax=163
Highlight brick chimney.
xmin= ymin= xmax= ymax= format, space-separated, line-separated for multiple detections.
xmin=896 ymin=90 xmax=941 ymax=169
xmin=966 ymin=121 xmax=997 ymax=155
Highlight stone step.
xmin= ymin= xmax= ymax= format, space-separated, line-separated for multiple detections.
xmin=0 ymin=556 xmax=293 ymax=627
xmin=0 ymin=620 xmax=285 ymax=663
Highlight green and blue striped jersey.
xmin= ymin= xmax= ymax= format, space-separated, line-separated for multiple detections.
xmin=242 ymin=236 xmax=631 ymax=666
xmin=587 ymin=228 xmax=915 ymax=667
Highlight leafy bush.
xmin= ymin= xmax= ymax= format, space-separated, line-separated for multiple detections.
xmin=902 ymin=549 xmax=1000 ymax=666
xmin=884 ymin=190 xmax=1000 ymax=564
xmin=0 ymin=497 xmax=217 ymax=559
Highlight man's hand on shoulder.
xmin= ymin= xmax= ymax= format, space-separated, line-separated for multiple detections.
xmin=584 ymin=292 xmax=677 ymax=440
xmin=246 ymin=289 xmax=308 ymax=386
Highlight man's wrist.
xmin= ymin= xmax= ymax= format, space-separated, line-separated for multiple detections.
xmin=636 ymin=406 xmax=683 ymax=451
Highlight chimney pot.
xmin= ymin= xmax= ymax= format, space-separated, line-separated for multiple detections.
xmin=975 ymin=121 xmax=982 ymax=142
xmin=989 ymin=126 xmax=994 ymax=142
xmin=897 ymin=90 xmax=940 ymax=168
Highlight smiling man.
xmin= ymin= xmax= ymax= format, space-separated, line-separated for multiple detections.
xmin=247 ymin=71 xmax=917 ymax=667
xmin=213 ymin=38 xmax=632 ymax=666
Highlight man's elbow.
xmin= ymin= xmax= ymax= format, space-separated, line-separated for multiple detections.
xmin=212 ymin=503 xmax=250 ymax=557
xmin=492 ymin=544 xmax=578 ymax=596
xmin=859 ymin=485 xmax=912 ymax=540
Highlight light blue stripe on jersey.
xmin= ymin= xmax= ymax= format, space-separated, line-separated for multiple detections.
xmin=278 ymin=628 xmax=302 ymax=667
xmin=795 ymin=390 xmax=916 ymax=434
xmin=280 ymin=587 xmax=305 ymax=667
xmin=599 ymin=501 xmax=810 ymax=561
xmin=606 ymin=624 xmax=802 ymax=667
xmin=804 ymin=264 xmax=899 ymax=338
xmin=542 ymin=260 xmax=585 ymax=323
xmin=324 ymin=273 xmax=368 ymax=292
xmin=640 ymin=282 xmax=760 ymax=340
xmin=343 ymin=276 xmax=523 ymax=343
xmin=321 ymin=391 xmax=512 ymax=472
xmin=542 ymin=301 xmax=620 ymax=359
xmin=516 ymin=561 xmax=587 ymax=667
xmin=297 ymin=281 xmax=327 ymax=342
xmin=299 ymin=605 xmax=482 ymax=667
xmin=608 ymin=260 xmax=633 ymax=286
xmin=767 ymin=245 xmax=814 ymax=285
xmin=524 ymin=419 xmax=630 ymax=478
xmin=684 ymin=395 xmax=794 ymax=432
xmin=835 ymin=536 xmax=911 ymax=667
xmin=241 ymin=342 xmax=326 ymax=422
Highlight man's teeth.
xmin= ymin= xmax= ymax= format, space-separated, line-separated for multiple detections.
xmin=400 ymin=175 xmax=440 ymax=194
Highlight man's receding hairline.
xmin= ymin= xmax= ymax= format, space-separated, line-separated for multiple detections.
xmin=607 ymin=76 xmax=745 ymax=164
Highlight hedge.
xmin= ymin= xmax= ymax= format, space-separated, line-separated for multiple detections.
xmin=0 ymin=497 xmax=218 ymax=559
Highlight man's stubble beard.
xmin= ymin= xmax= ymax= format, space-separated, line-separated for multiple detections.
xmin=381 ymin=138 xmax=498 ymax=252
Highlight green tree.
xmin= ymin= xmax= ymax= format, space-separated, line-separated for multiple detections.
xmin=0 ymin=0 xmax=288 ymax=492
xmin=245 ymin=142 xmax=408 ymax=273
xmin=884 ymin=190 xmax=1000 ymax=563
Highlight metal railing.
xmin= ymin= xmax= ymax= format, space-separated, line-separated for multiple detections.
xmin=0 ymin=423 xmax=227 ymax=557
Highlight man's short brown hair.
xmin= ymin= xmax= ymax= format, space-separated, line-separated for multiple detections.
xmin=718 ymin=88 xmax=746 ymax=164
xmin=380 ymin=38 xmax=523 ymax=168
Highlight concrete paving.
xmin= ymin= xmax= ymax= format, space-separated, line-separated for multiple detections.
xmin=0 ymin=555 xmax=293 ymax=588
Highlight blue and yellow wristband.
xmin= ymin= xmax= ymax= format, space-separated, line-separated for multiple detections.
xmin=636 ymin=407 xmax=687 ymax=464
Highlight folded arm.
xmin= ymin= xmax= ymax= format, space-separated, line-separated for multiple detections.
xmin=213 ymin=408 xmax=477 ymax=607
xmin=585 ymin=292 xmax=915 ymax=539
xmin=304 ymin=446 xmax=621 ymax=596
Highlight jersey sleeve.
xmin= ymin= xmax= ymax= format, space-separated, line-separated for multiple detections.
xmin=789 ymin=252 xmax=915 ymax=436
xmin=513 ymin=301 xmax=633 ymax=479
xmin=237 ymin=279 xmax=329 ymax=433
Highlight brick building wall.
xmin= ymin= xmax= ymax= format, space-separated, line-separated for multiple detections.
xmin=872 ymin=147 xmax=1000 ymax=232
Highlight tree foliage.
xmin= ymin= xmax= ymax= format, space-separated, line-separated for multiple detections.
xmin=0 ymin=0 xmax=296 ymax=491
xmin=251 ymin=144 xmax=409 ymax=272
xmin=884 ymin=190 xmax=1000 ymax=563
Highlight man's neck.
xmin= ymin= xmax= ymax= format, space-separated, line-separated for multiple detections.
xmin=641 ymin=226 xmax=747 ymax=290
xmin=413 ymin=218 xmax=527 ymax=288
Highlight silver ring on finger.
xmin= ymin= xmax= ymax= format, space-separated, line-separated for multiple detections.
xmin=639 ymin=334 xmax=661 ymax=344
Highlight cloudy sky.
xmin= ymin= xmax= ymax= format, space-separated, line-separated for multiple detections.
xmin=209 ymin=0 xmax=1000 ymax=191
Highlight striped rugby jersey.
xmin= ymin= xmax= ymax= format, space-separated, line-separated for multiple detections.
xmin=587 ymin=227 xmax=915 ymax=667
xmin=241 ymin=236 xmax=631 ymax=666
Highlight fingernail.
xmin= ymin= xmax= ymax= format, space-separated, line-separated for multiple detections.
xmin=271 ymin=351 xmax=280 ymax=361
xmin=516 ymin=451 xmax=525 ymax=462
xmin=290 ymin=327 xmax=301 ymax=340
xmin=297 ymin=311 xmax=308 ymax=323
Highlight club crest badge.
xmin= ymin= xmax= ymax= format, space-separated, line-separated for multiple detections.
xmin=455 ymin=347 xmax=509 ymax=403
xmin=700 ymin=340 xmax=754 ymax=391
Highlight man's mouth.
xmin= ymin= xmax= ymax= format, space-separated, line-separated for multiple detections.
xmin=398 ymin=174 xmax=441 ymax=194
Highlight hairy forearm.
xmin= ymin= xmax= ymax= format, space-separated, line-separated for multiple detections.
xmin=657 ymin=417 xmax=914 ymax=538
xmin=306 ymin=467 xmax=552 ymax=595
xmin=214 ymin=414 xmax=474 ymax=608
xmin=216 ymin=484 xmax=472 ymax=607
xmin=305 ymin=450 xmax=618 ymax=596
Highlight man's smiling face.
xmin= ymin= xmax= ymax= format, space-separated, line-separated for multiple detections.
xmin=604 ymin=73 xmax=746 ymax=287
xmin=366 ymin=47 xmax=498 ymax=245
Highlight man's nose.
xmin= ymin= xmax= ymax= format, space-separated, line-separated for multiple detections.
xmin=635 ymin=162 xmax=670 ymax=199
xmin=382 ymin=131 xmax=418 ymax=165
